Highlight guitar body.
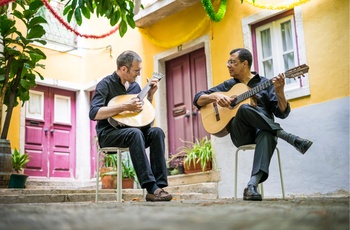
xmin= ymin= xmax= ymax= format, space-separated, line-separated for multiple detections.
xmin=108 ymin=94 xmax=155 ymax=128
xmin=200 ymin=83 xmax=252 ymax=137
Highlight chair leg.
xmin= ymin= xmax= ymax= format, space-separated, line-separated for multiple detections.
xmin=276 ymin=147 xmax=285 ymax=199
xmin=234 ymin=148 xmax=239 ymax=200
xmin=258 ymin=183 xmax=264 ymax=198
xmin=117 ymin=150 xmax=122 ymax=202
xmin=95 ymin=150 xmax=100 ymax=203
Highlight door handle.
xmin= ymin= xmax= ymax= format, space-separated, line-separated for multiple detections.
xmin=50 ymin=129 xmax=55 ymax=134
xmin=44 ymin=128 xmax=48 ymax=135
xmin=192 ymin=110 xmax=197 ymax=116
xmin=185 ymin=110 xmax=191 ymax=118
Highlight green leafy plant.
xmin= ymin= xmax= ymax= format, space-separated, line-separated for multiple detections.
xmin=178 ymin=136 xmax=214 ymax=172
xmin=102 ymin=154 xmax=118 ymax=169
xmin=170 ymin=168 xmax=179 ymax=176
xmin=0 ymin=0 xmax=47 ymax=140
xmin=62 ymin=0 xmax=140 ymax=37
xmin=12 ymin=148 xmax=30 ymax=173
xmin=121 ymin=156 xmax=136 ymax=180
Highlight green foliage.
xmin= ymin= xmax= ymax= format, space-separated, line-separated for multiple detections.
xmin=178 ymin=136 xmax=214 ymax=172
xmin=12 ymin=148 xmax=30 ymax=173
xmin=170 ymin=168 xmax=179 ymax=175
xmin=121 ymin=155 xmax=136 ymax=180
xmin=0 ymin=0 xmax=47 ymax=139
xmin=102 ymin=154 xmax=117 ymax=169
xmin=62 ymin=0 xmax=137 ymax=37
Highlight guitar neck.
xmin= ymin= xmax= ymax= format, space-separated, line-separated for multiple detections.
xmin=137 ymin=73 xmax=164 ymax=100
xmin=234 ymin=64 xmax=308 ymax=105
xmin=235 ymin=78 xmax=274 ymax=105
xmin=138 ymin=81 xmax=152 ymax=100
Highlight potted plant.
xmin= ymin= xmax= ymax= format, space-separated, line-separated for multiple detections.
xmin=8 ymin=148 xmax=30 ymax=188
xmin=167 ymin=151 xmax=186 ymax=175
xmin=179 ymin=136 xmax=215 ymax=174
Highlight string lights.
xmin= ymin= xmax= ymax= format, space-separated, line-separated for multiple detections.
xmin=41 ymin=0 xmax=119 ymax=39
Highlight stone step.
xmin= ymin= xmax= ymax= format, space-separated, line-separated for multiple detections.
xmin=0 ymin=171 xmax=221 ymax=204
xmin=24 ymin=170 xmax=221 ymax=189
xmin=0 ymin=185 xmax=218 ymax=204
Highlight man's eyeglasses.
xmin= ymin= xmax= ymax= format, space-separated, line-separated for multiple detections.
xmin=226 ymin=60 xmax=238 ymax=67
xmin=129 ymin=68 xmax=141 ymax=74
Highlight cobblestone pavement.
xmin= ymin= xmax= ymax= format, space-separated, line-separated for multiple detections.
xmin=0 ymin=197 xmax=349 ymax=230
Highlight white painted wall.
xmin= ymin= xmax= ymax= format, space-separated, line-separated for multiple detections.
xmin=214 ymin=97 xmax=350 ymax=198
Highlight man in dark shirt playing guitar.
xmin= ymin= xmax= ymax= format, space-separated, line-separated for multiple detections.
xmin=90 ymin=50 xmax=172 ymax=202
xmin=193 ymin=48 xmax=313 ymax=201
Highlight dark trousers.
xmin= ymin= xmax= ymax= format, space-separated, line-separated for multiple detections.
xmin=228 ymin=104 xmax=282 ymax=183
xmin=98 ymin=126 xmax=168 ymax=189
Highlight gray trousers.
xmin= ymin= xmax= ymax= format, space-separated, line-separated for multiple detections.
xmin=228 ymin=104 xmax=282 ymax=183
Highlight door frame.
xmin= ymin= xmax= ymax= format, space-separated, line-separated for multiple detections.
xmin=153 ymin=34 xmax=212 ymax=158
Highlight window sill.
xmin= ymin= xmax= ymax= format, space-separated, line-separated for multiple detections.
xmin=285 ymin=86 xmax=310 ymax=100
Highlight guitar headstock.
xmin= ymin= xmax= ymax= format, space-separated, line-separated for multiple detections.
xmin=285 ymin=64 xmax=309 ymax=79
xmin=152 ymin=72 xmax=165 ymax=81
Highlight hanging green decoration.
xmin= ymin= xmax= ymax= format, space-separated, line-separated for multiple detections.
xmin=201 ymin=0 xmax=227 ymax=22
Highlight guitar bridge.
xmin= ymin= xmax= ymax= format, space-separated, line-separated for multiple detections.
xmin=213 ymin=102 xmax=220 ymax=121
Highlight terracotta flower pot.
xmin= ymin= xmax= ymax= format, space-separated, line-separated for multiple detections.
xmin=122 ymin=178 xmax=134 ymax=189
xmin=184 ymin=160 xmax=212 ymax=174
xmin=100 ymin=167 xmax=117 ymax=189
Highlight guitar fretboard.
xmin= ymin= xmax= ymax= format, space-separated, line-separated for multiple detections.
xmin=137 ymin=72 xmax=164 ymax=100
xmin=234 ymin=79 xmax=273 ymax=105
xmin=232 ymin=64 xmax=309 ymax=106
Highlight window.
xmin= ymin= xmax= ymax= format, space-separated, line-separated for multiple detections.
xmin=37 ymin=0 xmax=77 ymax=48
xmin=243 ymin=9 xmax=310 ymax=99
xmin=26 ymin=90 xmax=44 ymax=120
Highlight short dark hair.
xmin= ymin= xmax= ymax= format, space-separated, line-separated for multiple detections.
xmin=230 ymin=48 xmax=252 ymax=69
xmin=116 ymin=50 xmax=142 ymax=69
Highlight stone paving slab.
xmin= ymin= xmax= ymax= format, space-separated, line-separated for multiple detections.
xmin=0 ymin=197 xmax=348 ymax=230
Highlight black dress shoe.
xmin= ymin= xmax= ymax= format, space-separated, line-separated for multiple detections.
xmin=294 ymin=137 xmax=313 ymax=154
xmin=243 ymin=185 xmax=262 ymax=201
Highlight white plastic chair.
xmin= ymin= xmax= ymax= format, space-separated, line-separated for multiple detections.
xmin=234 ymin=144 xmax=285 ymax=200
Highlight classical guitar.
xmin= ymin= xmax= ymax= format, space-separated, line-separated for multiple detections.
xmin=200 ymin=64 xmax=309 ymax=137
xmin=108 ymin=72 xmax=164 ymax=128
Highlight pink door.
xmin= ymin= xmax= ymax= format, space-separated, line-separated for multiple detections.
xmin=166 ymin=48 xmax=209 ymax=158
xmin=24 ymin=85 xmax=76 ymax=178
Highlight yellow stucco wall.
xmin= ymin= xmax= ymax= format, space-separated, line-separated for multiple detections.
xmin=299 ymin=0 xmax=349 ymax=105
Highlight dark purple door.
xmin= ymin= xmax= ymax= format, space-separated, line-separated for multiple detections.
xmin=166 ymin=48 xmax=209 ymax=158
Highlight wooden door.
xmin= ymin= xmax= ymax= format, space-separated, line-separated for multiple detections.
xmin=165 ymin=48 xmax=209 ymax=160
xmin=24 ymin=85 xmax=76 ymax=178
